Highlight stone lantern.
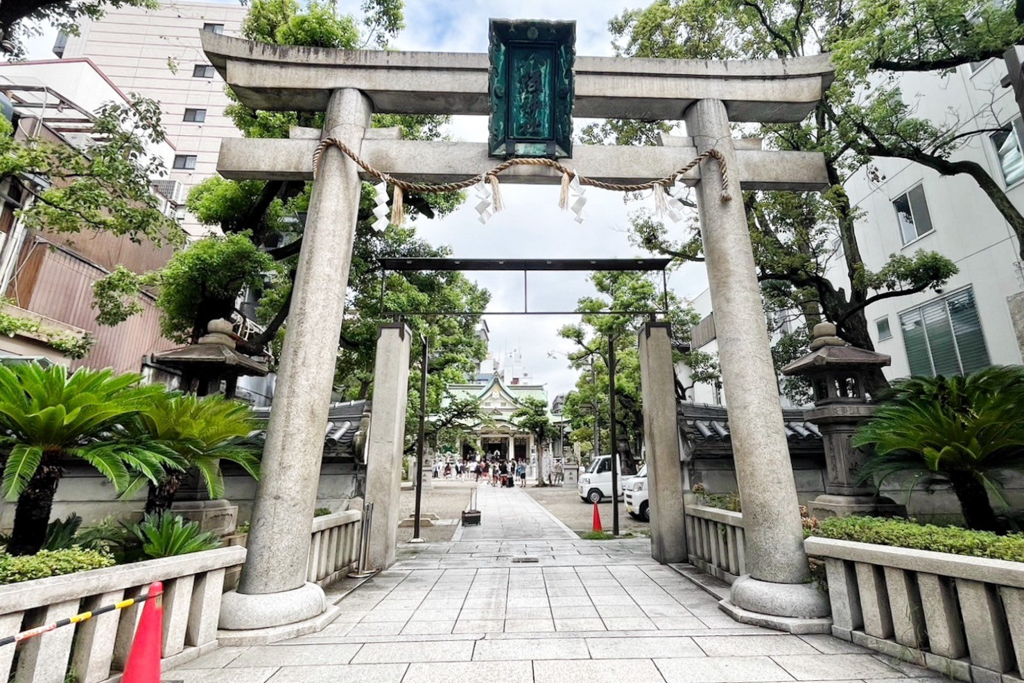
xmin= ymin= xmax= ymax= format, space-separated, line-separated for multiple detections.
xmin=152 ymin=318 xmax=268 ymax=398
xmin=782 ymin=322 xmax=906 ymax=519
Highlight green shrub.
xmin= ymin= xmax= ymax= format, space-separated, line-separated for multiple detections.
xmin=0 ymin=548 xmax=115 ymax=585
xmin=812 ymin=515 xmax=1024 ymax=562
xmin=314 ymin=507 xmax=332 ymax=517
xmin=692 ymin=485 xmax=742 ymax=512
xmin=121 ymin=513 xmax=222 ymax=560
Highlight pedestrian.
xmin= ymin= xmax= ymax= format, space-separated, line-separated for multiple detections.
xmin=517 ymin=461 xmax=526 ymax=487
xmin=554 ymin=460 xmax=564 ymax=485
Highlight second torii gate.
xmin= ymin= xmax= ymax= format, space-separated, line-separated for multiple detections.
xmin=205 ymin=26 xmax=836 ymax=637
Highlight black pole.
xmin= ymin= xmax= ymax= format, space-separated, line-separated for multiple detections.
xmin=591 ymin=358 xmax=600 ymax=459
xmin=609 ymin=336 xmax=619 ymax=536
xmin=412 ymin=334 xmax=428 ymax=542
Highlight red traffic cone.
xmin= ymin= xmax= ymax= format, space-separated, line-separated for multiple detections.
xmin=122 ymin=582 xmax=164 ymax=683
xmin=592 ymin=503 xmax=603 ymax=533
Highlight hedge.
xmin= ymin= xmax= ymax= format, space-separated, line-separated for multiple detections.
xmin=0 ymin=548 xmax=116 ymax=585
xmin=811 ymin=515 xmax=1024 ymax=563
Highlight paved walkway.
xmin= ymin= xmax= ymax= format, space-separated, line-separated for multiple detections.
xmin=173 ymin=484 xmax=945 ymax=683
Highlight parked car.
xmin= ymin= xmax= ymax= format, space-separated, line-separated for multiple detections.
xmin=578 ymin=455 xmax=623 ymax=504
xmin=625 ymin=465 xmax=649 ymax=522
xmin=620 ymin=463 xmax=647 ymax=495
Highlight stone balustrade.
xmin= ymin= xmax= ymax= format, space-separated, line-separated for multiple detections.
xmin=0 ymin=546 xmax=246 ymax=683
xmin=684 ymin=504 xmax=747 ymax=584
xmin=307 ymin=509 xmax=362 ymax=586
xmin=806 ymin=536 xmax=1024 ymax=682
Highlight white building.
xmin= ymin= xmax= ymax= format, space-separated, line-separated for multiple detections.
xmin=832 ymin=59 xmax=1023 ymax=379
xmin=58 ymin=0 xmax=248 ymax=236
xmin=684 ymin=57 xmax=1024 ymax=403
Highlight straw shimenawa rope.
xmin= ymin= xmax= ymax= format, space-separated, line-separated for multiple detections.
xmin=312 ymin=137 xmax=732 ymax=205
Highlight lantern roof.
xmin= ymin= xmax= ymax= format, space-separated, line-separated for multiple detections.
xmin=781 ymin=323 xmax=890 ymax=376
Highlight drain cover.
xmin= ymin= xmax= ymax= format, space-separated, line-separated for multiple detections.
xmin=512 ymin=556 xmax=539 ymax=563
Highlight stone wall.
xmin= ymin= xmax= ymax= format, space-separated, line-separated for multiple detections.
xmin=0 ymin=461 xmax=366 ymax=531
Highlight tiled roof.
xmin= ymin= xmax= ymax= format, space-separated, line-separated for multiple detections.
xmin=677 ymin=403 xmax=822 ymax=453
xmin=252 ymin=400 xmax=371 ymax=460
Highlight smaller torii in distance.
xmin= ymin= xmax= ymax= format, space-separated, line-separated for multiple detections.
xmin=205 ymin=22 xmax=835 ymax=637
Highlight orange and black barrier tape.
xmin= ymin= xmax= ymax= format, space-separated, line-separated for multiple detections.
xmin=0 ymin=582 xmax=163 ymax=648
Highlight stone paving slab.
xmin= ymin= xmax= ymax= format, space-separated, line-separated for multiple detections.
xmin=176 ymin=483 xmax=943 ymax=683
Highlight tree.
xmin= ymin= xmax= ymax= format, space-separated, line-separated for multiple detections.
xmin=853 ymin=367 xmax=1024 ymax=533
xmin=0 ymin=0 xmax=155 ymax=57
xmin=0 ymin=364 xmax=173 ymax=555
xmin=594 ymin=0 xmax=1024 ymax=394
xmin=427 ymin=393 xmax=490 ymax=455
xmin=0 ymin=96 xmax=183 ymax=247
xmin=558 ymin=270 xmax=702 ymax=474
xmin=91 ymin=0 xmax=488 ymax=399
xmin=134 ymin=394 xmax=261 ymax=513
xmin=511 ymin=396 xmax=554 ymax=486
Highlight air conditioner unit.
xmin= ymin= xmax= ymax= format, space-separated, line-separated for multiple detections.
xmin=151 ymin=179 xmax=186 ymax=205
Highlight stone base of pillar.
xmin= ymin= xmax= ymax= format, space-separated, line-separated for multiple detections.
xmin=724 ymin=574 xmax=831 ymax=633
xmin=219 ymin=582 xmax=327 ymax=631
xmin=719 ymin=596 xmax=832 ymax=635
xmin=807 ymin=494 xmax=906 ymax=520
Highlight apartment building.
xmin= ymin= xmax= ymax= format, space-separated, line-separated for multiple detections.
xmin=832 ymin=59 xmax=1023 ymax=379
xmin=59 ymin=0 xmax=248 ymax=236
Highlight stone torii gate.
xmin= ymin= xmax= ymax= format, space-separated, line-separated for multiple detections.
xmin=204 ymin=28 xmax=835 ymax=636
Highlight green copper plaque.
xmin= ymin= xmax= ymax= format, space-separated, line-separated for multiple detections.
xmin=489 ymin=19 xmax=575 ymax=159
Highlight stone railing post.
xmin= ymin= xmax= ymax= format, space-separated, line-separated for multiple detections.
xmin=365 ymin=322 xmax=412 ymax=570
xmin=219 ymin=88 xmax=372 ymax=632
xmin=638 ymin=322 xmax=687 ymax=563
xmin=685 ymin=98 xmax=829 ymax=628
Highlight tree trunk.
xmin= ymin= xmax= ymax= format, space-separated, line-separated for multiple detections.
xmin=145 ymin=472 xmax=185 ymax=515
xmin=7 ymin=463 xmax=62 ymax=556
xmin=535 ymin=434 xmax=548 ymax=487
xmin=950 ymin=475 xmax=1003 ymax=533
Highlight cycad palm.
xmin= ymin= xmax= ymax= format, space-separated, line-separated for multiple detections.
xmin=134 ymin=394 xmax=260 ymax=513
xmin=0 ymin=364 xmax=173 ymax=555
xmin=853 ymin=366 xmax=1024 ymax=532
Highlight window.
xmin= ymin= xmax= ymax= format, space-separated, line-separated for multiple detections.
xmin=172 ymin=155 xmax=197 ymax=170
xmin=892 ymin=184 xmax=934 ymax=244
xmin=876 ymin=316 xmax=892 ymax=341
xmin=183 ymin=108 xmax=206 ymax=123
xmin=899 ymin=287 xmax=990 ymax=377
xmin=992 ymin=119 xmax=1024 ymax=187
xmin=202 ymin=23 xmax=225 ymax=34
xmin=192 ymin=64 xmax=216 ymax=78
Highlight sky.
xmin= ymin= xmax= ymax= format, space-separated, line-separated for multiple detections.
xmin=20 ymin=0 xmax=711 ymax=400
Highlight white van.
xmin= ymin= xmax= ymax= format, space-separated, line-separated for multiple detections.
xmin=625 ymin=465 xmax=649 ymax=521
xmin=577 ymin=455 xmax=623 ymax=504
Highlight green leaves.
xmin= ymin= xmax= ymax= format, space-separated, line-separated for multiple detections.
xmin=811 ymin=515 xmax=1024 ymax=562
xmin=0 ymin=364 xmax=169 ymax=500
xmin=148 ymin=232 xmax=279 ymax=343
xmin=0 ymin=93 xmax=183 ymax=247
xmin=854 ymin=367 xmax=1024 ymax=528
xmin=121 ymin=512 xmax=222 ymax=560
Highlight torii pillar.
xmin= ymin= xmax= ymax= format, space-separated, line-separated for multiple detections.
xmin=687 ymin=99 xmax=829 ymax=627
xmin=219 ymin=88 xmax=371 ymax=631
